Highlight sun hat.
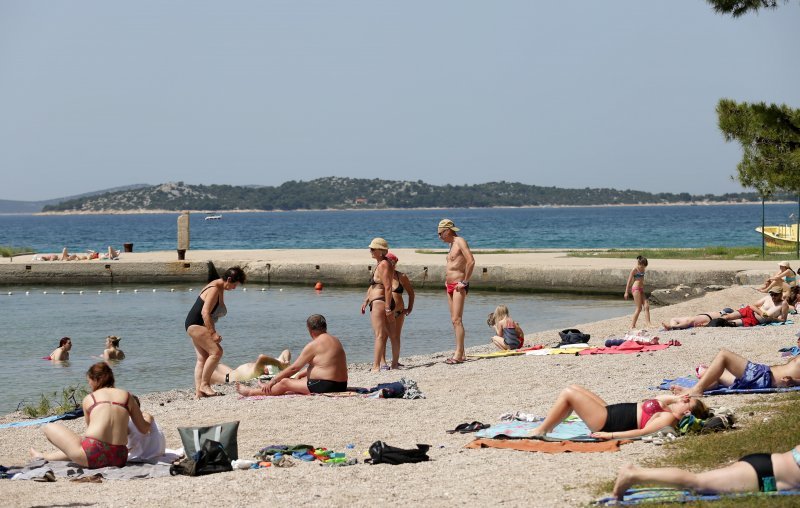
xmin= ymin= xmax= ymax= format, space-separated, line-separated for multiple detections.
xmin=437 ymin=219 xmax=460 ymax=231
xmin=368 ymin=238 xmax=389 ymax=250
xmin=768 ymin=287 xmax=783 ymax=294
xmin=385 ymin=252 xmax=398 ymax=263
xmin=780 ymin=261 xmax=792 ymax=269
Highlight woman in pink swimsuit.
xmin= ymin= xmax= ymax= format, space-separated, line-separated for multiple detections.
xmin=624 ymin=255 xmax=652 ymax=329
xmin=529 ymin=384 xmax=708 ymax=440
xmin=30 ymin=362 xmax=151 ymax=469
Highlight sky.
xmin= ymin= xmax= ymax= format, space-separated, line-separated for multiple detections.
xmin=1 ymin=1 xmax=798 ymax=201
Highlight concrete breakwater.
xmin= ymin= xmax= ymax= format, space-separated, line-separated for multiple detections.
xmin=0 ymin=249 xmax=774 ymax=294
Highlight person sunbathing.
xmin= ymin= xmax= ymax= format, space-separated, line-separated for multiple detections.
xmin=211 ymin=350 xmax=291 ymax=384
xmin=613 ymin=445 xmax=800 ymax=499
xmin=722 ymin=290 xmax=789 ymax=327
xmin=670 ymin=349 xmax=800 ymax=397
xmin=661 ymin=310 xmax=728 ymax=330
xmin=236 ymin=315 xmax=347 ymax=396
xmin=529 ymin=384 xmax=708 ymax=440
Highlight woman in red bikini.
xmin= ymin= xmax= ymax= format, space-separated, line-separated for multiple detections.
xmin=529 ymin=384 xmax=708 ymax=439
xmin=30 ymin=362 xmax=151 ymax=469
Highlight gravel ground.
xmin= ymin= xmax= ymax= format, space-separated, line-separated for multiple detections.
xmin=1 ymin=285 xmax=797 ymax=507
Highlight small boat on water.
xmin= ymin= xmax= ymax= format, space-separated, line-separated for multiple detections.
xmin=204 ymin=213 xmax=222 ymax=221
xmin=756 ymin=223 xmax=799 ymax=247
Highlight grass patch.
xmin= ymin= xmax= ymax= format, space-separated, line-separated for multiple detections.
xmin=591 ymin=393 xmax=800 ymax=507
xmin=0 ymin=245 xmax=35 ymax=257
xmin=569 ymin=246 xmax=799 ymax=261
xmin=21 ymin=384 xmax=89 ymax=417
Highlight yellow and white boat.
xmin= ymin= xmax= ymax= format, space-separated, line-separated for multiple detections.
xmin=756 ymin=223 xmax=800 ymax=247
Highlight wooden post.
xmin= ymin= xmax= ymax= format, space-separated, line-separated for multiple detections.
xmin=177 ymin=211 xmax=190 ymax=260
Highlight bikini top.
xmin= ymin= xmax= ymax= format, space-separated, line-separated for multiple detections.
xmin=369 ymin=269 xmax=384 ymax=288
xmin=639 ymin=399 xmax=667 ymax=428
xmin=633 ymin=271 xmax=645 ymax=279
xmin=392 ymin=272 xmax=405 ymax=294
xmin=87 ymin=392 xmax=130 ymax=417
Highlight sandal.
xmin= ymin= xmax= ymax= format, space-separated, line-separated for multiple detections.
xmin=444 ymin=358 xmax=465 ymax=365
xmin=446 ymin=421 xmax=490 ymax=434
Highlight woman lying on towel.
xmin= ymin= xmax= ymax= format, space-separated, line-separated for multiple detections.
xmin=30 ymin=362 xmax=151 ymax=469
xmin=613 ymin=445 xmax=800 ymax=499
xmin=529 ymin=384 xmax=708 ymax=439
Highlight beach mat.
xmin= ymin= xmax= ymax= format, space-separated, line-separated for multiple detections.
xmin=525 ymin=348 xmax=587 ymax=356
xmin=474 ymin=418 xmax=598 ymax=441
xmin=579 ymin=343 xmax=670 ymax=355
xmin=8 ymin=454 xmax=180 ymax=481
xmin=0 ymin=408 xmax=84 ymax=429
xmin=595 ymin=487 xmax=800 ymax=505
xmin=467 ymin=350 xmax=525 ymax=359
xmin=466 ymin=438 xmax=629 ymax=453
xmin=656 ymin=376 xmax=800 ymax=395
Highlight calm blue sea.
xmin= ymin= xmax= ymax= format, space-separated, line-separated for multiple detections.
xmin=0 ymin=203 xmax=798 ymax=252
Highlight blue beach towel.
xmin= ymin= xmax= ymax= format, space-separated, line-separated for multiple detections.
xmin=474 ymin=417 xmax=598 ymax=441
xmin=596 ymin=487 xmax=800 ymax=506
xmin=656 ymin=376 xmax=800 ymax=395
xmin=0 ymin=408 xmax=83 ymax=429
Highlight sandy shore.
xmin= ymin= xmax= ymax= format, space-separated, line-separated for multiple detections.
xmin=1 ymin=285 xmax=798 ymax=507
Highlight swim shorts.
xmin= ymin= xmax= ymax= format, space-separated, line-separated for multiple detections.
xmin=737 ymin=306 xmax=760 ymax=327
xmin=446 ymin=282 xmax=469 ymax=295
xmin=307 ymin=379 xmax=348 ymax=394
xmin=730 ymin=361 xmax=774 ymax=390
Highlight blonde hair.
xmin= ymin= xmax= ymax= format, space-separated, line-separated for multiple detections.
xmin=489 ymin=305 xmax=510 ymax=327
xmin=107 ymin=335 xmax=121 ymax=348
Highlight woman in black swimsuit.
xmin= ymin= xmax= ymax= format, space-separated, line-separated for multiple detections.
xmin=185 ymin=266 xmax=246 ymax=398
xmin=360 ymin=238 xmax=394 ymax=372
xmin=383 ymin=252 xmax=415 ymax=369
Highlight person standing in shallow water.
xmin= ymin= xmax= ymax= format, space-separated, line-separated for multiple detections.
xmin=184 ymin=266 xmax=246 ymax=398
xmin=438 ymin=219 xmax=475 ymax=364
xmin=361 ymin=238 xmax=395 ymax=372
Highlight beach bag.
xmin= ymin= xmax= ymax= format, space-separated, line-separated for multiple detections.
xmin=170 ymin=439 xmax=232 ymax=476
xmin=558 ymin=329 xmax=590 ymax=346
xmin=178 ymin=421 xmax=239 ymax=460
xmin=366 ymin=441 xmax=430 ymax=465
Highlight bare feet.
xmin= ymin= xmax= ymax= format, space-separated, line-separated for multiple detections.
xmin=528 ymin=426 xmax=547 ymax=438
xmin=613 ymin=463 xmax=638 ymax=499
xmin=195 ymin=388 xmax=222 ymax=399
xmin=669 ymin=385 xmax=690 ymax=395
xmin=30 ymin=448 xmax=44 ymax=460
xmin=661 ymin=322 xmax=672 ymax=331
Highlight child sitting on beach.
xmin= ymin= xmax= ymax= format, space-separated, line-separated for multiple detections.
xmin=624 ymin=255 xmax=652 ymax=329
xmin=487 ymin=305 xmax=525 ymax=350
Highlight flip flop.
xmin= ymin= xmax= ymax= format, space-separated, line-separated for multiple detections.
xmin=444 ymin=358 xmax=465 ymax=365
xmin=446 ymin=421 xmax=490 ymax=434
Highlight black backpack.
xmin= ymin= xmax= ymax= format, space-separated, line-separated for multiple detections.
xmin=366 ymin=441 xmax=430 ymax=465
xmin=170 ymin=439 xmax=232 ymax=476
xmin=558 ymin=329 xmax=590 ymax=345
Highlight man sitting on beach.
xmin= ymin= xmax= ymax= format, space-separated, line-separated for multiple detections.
xmin=236 ymin=315 xmax=348 ymax=396
xmin=722 ymin=289 xmax=789 ymax=327
xmin=671 ymin=348 xmax=799 ymax=396
xmin=211 ymin=350 xmax=291 ymax=384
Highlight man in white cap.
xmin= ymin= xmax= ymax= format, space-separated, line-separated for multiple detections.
xmin=437 ymin=219 xmax=475 ymax=364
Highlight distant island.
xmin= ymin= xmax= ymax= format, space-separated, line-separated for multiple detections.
xmin=30 ymin=178 xmax=796 ymax=213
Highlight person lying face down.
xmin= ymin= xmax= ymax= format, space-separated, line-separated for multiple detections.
xmin=236 ymin=315 xmax=348 ymax=397
xmin=528 ymin=384 xmax=708 ymax=440
xmin=613 ymin=444 xmax=800 ymax=500
xmin=670 ymin=349 xmax=800 ymax=397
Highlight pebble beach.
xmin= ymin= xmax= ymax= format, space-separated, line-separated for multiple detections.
xmin=1 ymin=283 xmax=796 ymax=507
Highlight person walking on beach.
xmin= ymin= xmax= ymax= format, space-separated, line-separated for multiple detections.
xmin=236 ymin=314 xmax=348 ymax=396
xmin=361 ymin=238 xmax=395 ymax=372
xmin=438 ymin=219 xmax=475 ymax=364
xmin=184 ymin=266 xmax=246 ymax=398
xmin=384 ymin=252 xmax=415 ymax=369
xmin=47 ymin=337 xmax=72 ymax=361
xmin=624 ymin=255 xmax=651 ymax=329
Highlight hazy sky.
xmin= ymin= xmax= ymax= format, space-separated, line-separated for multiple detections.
xmin=1 ymin=1 xmax=798 ymax=201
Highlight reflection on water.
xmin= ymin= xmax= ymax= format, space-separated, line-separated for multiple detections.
xmin=0 ymin=284 xmax=632 ymax=414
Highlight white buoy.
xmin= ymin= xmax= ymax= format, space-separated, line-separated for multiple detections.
xmin=242 ymin=288 xmax=247 ymax=292
xmin=261 ymin=288 xmax=266 ymax=292
xmin=279 ymin=288 xmax=283 ymax=292
xmin=116 ymin=289 xmax=121 ymax=294
xmin=134 ymin=289 xmax=138 ymax=293
xmin=79 ymin=290 xmax=84 ymax=294
xmin=26 ymin=291 xmax=30 ymax=295
xmin=43 ymin=291 xmax=47 ymax=295
xmin=7 ymin=292 xmax=11 ymax=296
xmin=98 ymin=290 xmax=102 ymax=294
xmin=61 ymin=291 xmax=65 ymax=295
xmin=188 ymin=288 xmax=193 ymax=292
xmin=152 ymin=289 xmax=156 ymax=293
xmin=170 ymin=288 xmax=175 ymax=292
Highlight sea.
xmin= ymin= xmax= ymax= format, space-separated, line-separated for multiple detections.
xmin=0 ymin=203 xmax=797 ymax=415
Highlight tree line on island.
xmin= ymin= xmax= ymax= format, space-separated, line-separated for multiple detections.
xmin=41 ymin=178 xmax=797 ymax=212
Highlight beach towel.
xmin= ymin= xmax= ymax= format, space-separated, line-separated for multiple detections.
xmin=467 ymin=350 xmax=525 ymax=359
xmin=579 ymin=343 xmax=671 ymax=355
xmin=474 ymin=418 xmax=599 ymax=441
xmin=525 ymin=348 xmax=586 ymax=356
xmin=8 ymin=452 xmax=180 ymax=481
xmin=595 ymin=487 xmax=800 ymax=506
xmin=0 ymin=408 xmax=84 ymax=429
xmin=465 ymin=438 xmax=629 ymax=453
xmin=656 ymin=376 xmax=800 ymax=395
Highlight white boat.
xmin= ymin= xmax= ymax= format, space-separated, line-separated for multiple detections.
xmin=204 ymin=214 xmax=222 ymax=221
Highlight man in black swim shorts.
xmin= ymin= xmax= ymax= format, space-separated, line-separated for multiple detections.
xmin=236 ymin=314 xmax=348 ymax=396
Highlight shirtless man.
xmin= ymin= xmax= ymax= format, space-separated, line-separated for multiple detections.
xmin=723 ymin=289 xmax=789 ymax=327
xmin=671 ymin=348 xmax=799 ymax=397
xmin=437 ymin=219 xmax=475 ymax=365
xmin=48 ymin=337 xmax=72 ymax=361
xmin=236 ymin=315 xmax=347 ymax=396
xmin=211 ymin=350 xmax=291 ymax=384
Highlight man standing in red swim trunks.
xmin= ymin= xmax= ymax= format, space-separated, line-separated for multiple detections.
xmin=438 ymin=219 xmax=475 ymax=365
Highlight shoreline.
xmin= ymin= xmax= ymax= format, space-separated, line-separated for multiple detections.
xmin=1 ymin=285 xmax=797 ymax=506
xmin=16 ymin=199 xmax=799 ymax=216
